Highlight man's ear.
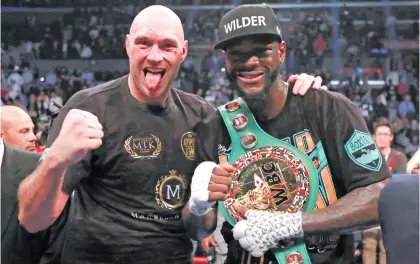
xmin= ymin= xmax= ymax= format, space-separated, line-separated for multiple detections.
xmin=278 ymin=41 xmax=286 ymax=64
xmin=181 ymin=40 xmax=189 ymax=62
xmin=125 ymin=34 xmax=130 ymax=56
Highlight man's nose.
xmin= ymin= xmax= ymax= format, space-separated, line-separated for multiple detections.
xmin=242 ymin=55 xmax=260 ymax=69
xmin=147 ymin=45 xmax=163 ymax=65
xmin=28 ymin=131 xmax=37 ymax=142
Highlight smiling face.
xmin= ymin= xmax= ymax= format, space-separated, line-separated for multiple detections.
xmin=125 ymin=6 xmax=188 ymax=105
xmin=224 ymin=35 xmax=286 ymax=112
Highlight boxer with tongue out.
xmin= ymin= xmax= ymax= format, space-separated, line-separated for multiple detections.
xmin=17 ymin=4 xmax=324 ymax=264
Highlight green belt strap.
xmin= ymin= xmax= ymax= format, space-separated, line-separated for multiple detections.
xmin=217 ymin=97 xmax=319 ymax=264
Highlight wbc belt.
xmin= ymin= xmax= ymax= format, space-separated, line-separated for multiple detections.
xmin=217 ymin=98 xmax=318 ymax=264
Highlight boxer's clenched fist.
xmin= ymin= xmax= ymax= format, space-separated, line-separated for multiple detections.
xmin=50 ymin=109 xmax=104 ymax=167
xmin=189 ymin=162 xmax=234 ymax=216
xmin=208 ymin=163 xmax=235 ymax=201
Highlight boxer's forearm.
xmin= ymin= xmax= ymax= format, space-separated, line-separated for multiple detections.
xmin=182 ymin=202 xmax=217 ymax=241
xmin=18 ymin=150 xmax=70 ymax=233
xmin=301 ymin=179 xmax=388 ymax=235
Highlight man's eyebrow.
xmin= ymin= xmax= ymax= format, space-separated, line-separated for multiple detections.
xmin=161 ymin=37 xmax=179 ymax=45
xmin=133 ymin=35 xmax=179 ymax=46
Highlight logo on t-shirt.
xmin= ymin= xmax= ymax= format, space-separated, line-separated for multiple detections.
xmin=155 ymin=170 xmax=187 ymax=210
xmin=344 ymin=130 xmax=383 ymax=171
xmin=124 ymin=134 xmax=162 ymax=159
xmin=180 ymin=132 xmax=196 ymax=160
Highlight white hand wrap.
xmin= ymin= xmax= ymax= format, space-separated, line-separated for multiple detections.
xmin=189 ymin=161 xmax=217 ymax=216
xmin=232 ymin=210 xmax=304 ymax=257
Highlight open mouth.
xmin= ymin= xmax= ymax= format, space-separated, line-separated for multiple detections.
xmin=143 ymin=68 xmax=166 ymax=91
xmin=237 ymin=71 xmax=264 ymax=84
xmin=143 ymin=68 xmax=166 ymax=77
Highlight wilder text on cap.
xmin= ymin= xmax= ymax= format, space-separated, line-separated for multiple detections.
xmin=224 ymin=16 xmax=267 ymax=34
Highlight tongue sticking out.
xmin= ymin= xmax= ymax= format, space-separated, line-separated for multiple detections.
xmin=145 ymin=72 xmax=162 ymax=91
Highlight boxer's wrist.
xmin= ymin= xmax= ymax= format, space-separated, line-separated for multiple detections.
xmin=189 ymin=161 xmax=218 ymax=216
xmin=188 ymin=198 xmax=215 ymax=216
xmin=271 ymin=212 xmax=304 ymax=240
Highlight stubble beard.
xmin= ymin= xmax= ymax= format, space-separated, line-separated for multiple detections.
xmin=226 ymin=66 xmax=280 ymax=121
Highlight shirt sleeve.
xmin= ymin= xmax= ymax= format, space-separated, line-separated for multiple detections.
xmin=194 ymin=111 xmax=231 ymax=165
xmin=195 ymin=114 xmax=220 ymax=163
xmin=46 ymin=91 xmax=97 ymax=194
xmin=306 ymin=90 xmax=392 ymax=193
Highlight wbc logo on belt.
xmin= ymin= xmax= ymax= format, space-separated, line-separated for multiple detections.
xmin=223 ymin=146 xmax=311 ymax=222
xmin=218 ymin=98 xmax=318 ymax=264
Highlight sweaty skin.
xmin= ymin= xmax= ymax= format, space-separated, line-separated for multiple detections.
xmin=1 ymin=106 xmax=37 ymax=151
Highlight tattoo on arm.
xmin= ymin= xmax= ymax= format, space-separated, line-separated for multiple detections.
xmin=302 ymin=179 xmax=388 ymax=235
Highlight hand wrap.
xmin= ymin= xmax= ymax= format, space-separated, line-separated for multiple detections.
xmin=232 ymin=210 xmax=304 ymax=257
xmin=189 ymin=161 xmax=217 ymax=216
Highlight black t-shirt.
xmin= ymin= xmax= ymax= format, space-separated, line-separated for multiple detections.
xmin=195 ymin=87 xmax=391 ymax=264
xmin=46 ymin=75 xmax=215 ymax=264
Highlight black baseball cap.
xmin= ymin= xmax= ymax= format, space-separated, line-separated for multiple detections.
xmin=214 ymin=4 xmax=283 ymax=50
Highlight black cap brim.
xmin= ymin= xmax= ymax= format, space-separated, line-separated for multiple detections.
xmin=214 ymin=32 xmax=282 ymax=50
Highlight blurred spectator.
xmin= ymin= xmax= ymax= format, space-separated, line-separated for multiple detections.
xmin=373 ymin=123 xmax=408 ymax=173
xmin=45 ymin=70 xmax=58 ymax=86
xmin=0 ymin=105 xmax=37 ymax=151
xmin=7 ymin=66 xmax=23 ymax=100
xmin=373 ymin=94 xmax=388 ymax=121
xmin=48 ymin=89 xmax=63 ymax=113
xmin=398 ymin=94 xmax=416 ymax=120
xmin=386 ymin=94 xmax=398 ymax=122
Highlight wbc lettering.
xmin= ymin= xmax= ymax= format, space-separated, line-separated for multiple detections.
xmin=224 ymin=16 xmax=267 ymax=34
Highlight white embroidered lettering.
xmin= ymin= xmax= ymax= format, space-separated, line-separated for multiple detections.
xmin=224 ymin=16 xmax=267 ymax=34
xmin=224 ymin=22 xmax=234 ymax=34
xmin=251 ymin=16 xmax=258 ymax=26
xmin=258 ymin=16 xmax=266 ymax=26
xmin=242 ymin=17 xmax=251 ymax=27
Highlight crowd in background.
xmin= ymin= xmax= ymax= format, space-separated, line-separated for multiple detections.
xmin=1 ymin=3 xmax=419 ymax=159
xmin=1 ymin=2 xmax=419 ymax=264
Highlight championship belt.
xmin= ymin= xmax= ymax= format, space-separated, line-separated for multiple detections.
xmin=217 ymin=98 xmax=318 ymax=264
